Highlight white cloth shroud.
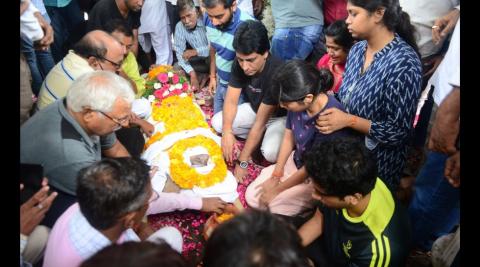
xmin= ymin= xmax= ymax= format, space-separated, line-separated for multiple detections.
xmin=142 ymin=127 xmax=238 ymax=203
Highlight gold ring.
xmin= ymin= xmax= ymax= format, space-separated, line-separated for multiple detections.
xmin=432 ymin=25 xmax=439 ymax=29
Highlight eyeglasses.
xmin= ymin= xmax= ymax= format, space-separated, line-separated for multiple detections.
xmin=98 ymin=56 xmax=123 ymax=69
xmin=96 ymin=110 xmax=129 ymax=126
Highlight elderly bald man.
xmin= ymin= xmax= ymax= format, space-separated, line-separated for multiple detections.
xmin=35 ymin=29 xmax=151 ymax=159
xmin=36 ymin=30 xmax=126 ymax=110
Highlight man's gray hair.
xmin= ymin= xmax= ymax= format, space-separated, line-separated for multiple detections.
xmin=178 ymin=0 xmax=197 ymax=12
xmin=66 ymin=71 xmax=135 ymax=113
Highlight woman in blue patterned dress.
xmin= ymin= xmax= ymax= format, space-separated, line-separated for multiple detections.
xmin=315 ymin=0 xmax=422 ymax=190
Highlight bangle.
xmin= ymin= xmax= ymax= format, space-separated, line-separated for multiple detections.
xmin=349 ymin=115 xmax=357 ymax=127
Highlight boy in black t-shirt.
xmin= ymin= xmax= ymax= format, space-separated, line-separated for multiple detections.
xmin=211 ymin=20 xmax=287 ymax=182
xmin=299 ymin=138 xmax=411 ymax=267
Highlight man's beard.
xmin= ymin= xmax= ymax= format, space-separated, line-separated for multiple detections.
xmin=215 ymin=10 xmax=233 ymax=31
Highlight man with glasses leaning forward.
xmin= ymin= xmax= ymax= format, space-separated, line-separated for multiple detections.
xmin=21 ymin=71 xmax=134 ymax=228
xmin=36 ymin=30 xmax=125 ymax=110
xmin=36 ymin=29 xmax=153 ymax=158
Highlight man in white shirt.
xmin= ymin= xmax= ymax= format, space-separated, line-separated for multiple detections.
xmin=139 ymin=0 xmax=173 ymax=65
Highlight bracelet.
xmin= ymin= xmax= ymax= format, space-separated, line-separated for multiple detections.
xmin=222 ymin=129 xmax=233 ymax=136
xmin=349 ymin=115 xmax=357 ymax=127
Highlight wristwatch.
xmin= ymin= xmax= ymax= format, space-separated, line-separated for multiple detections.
xmin=238 ymin=160 xmax=249 ymax=169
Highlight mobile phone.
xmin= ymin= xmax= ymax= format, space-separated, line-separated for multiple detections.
xmin=20 ymin=163 xmax=44 ymax=205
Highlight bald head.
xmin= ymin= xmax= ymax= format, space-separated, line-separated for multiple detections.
xmin=73 ymin=30 xmax=125 ymax=72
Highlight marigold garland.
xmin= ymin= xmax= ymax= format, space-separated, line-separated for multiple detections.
xmin=145 ymin=95 xmax=208 ymax=149
xmin=147 ymin=65 xmax=173 ymax=80
xmin=168 ymin=136 xmax=227 ymax=189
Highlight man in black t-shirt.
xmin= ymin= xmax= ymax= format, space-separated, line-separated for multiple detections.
xmin=211 ymin=20 xmax=287 ymax=183
xmin=299 ymin=138 xmax=411 ymax=267
xmin=87 ymin=0 xmax=142 ymax=56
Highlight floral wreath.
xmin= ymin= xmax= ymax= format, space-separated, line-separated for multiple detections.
xmin=143 ymin=65 xmax=190 ymax=103
xmin=169 ymin=135 xmax=227 ymax=189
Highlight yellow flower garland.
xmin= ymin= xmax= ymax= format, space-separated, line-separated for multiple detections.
xmin=145 ymin=95 xmax=208 ymax=149
xmin=168 ymin=136 xmax=227 ymax=189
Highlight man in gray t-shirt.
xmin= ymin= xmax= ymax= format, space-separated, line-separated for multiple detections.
xmin=270 ymin=0 xmax=324 ymax=60
xmin=21 ymin=71 xmax=134 ymax=227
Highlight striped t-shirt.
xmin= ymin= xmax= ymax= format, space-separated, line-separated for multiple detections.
xmin=320 ymin=178 xmax=411 ymax=267
xmin=36 ymin=50 xmax=94 ymax=110
xmin=203 ymin=8 xmax=254 ymax=85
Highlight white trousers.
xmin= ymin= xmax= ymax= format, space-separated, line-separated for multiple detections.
xmin=139 ymin=26 xmax=173 ymax=65
xmin=22 ymin=225 xmax=50 ymax=264
xmin=211 ymin=103 xmax=286 ymax=162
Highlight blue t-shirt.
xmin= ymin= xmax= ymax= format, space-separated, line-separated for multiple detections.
xmin=286 ymin=95 xmax=354 ymax=167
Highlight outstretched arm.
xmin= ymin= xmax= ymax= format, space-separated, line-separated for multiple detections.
xmin=234 ymin=103 xmax=276 ymax=182
xmin=103 ymin=139 xmax=130 ymax=157
xmin=428 ymin=87 xmax=460 ymax=154
xmin=298 ymin=208 xmax=323 ymax=246
xmin=221 ymin=86 xmax=242 ymax=164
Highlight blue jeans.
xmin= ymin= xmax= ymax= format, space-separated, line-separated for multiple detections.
xmin=45 ymin=0 xmax=84 ymax=62
xmin=271 ymin=24 xmax=323 ymax=61
xmin=213 ymin=82 xmax=246 ymax=114
xmin=408 ymin=151 xmax=460 ymax=251
xmin=20 ymin=36 xmax=55 ymax=95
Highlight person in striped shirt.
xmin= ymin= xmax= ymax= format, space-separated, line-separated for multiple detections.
xmin=299 ymin=138 xmax=411 ymax=267
xmin=174 ymin=0 xmax=210 ymax=91
xmin=201 ymin=0 xmax=254 ymax=114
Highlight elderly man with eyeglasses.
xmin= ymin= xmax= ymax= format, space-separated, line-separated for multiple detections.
xmin=36 ymin=29 xmax=154 ymax=159
xmin=21 ymin=71 xmax=135 ymax=228
xmin=36 ymin=30 xmax=125 ymax=111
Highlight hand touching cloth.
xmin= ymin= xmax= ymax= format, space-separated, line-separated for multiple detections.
xmin=221 ymin=131 xmax=237 ymax=165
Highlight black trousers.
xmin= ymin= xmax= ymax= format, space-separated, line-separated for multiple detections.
xmin=40 ymin=186 xmax=77 ymax=228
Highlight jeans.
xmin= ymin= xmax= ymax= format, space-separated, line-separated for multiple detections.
xmin=213 ymin=82 xmax=246 ymax=114
xmin=45 ymin=0 xmax=84 ymax=62
xmin=20 ymin=36 xmax=55 ymax=95
xmin=271 ymin=24 xmax=323 ymax=61
xmin=408 ymin=151 xmax=460 ymax=251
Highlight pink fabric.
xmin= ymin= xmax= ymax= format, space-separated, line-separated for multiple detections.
xmin=323 ymin=0 xmax=348 ymax=26
xmin=245 ymin=151 xmax=315 ymax=216
xmin=42 ymin=204 xmax=84 ymax=267
xmin=147 ymin=192 xmax=203 ymax=215
xmin=317 ymin=54 xmax=345 ymax=93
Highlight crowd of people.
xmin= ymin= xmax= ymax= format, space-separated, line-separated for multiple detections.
xmin=20 ymin=0 xmax=460 ymax=266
